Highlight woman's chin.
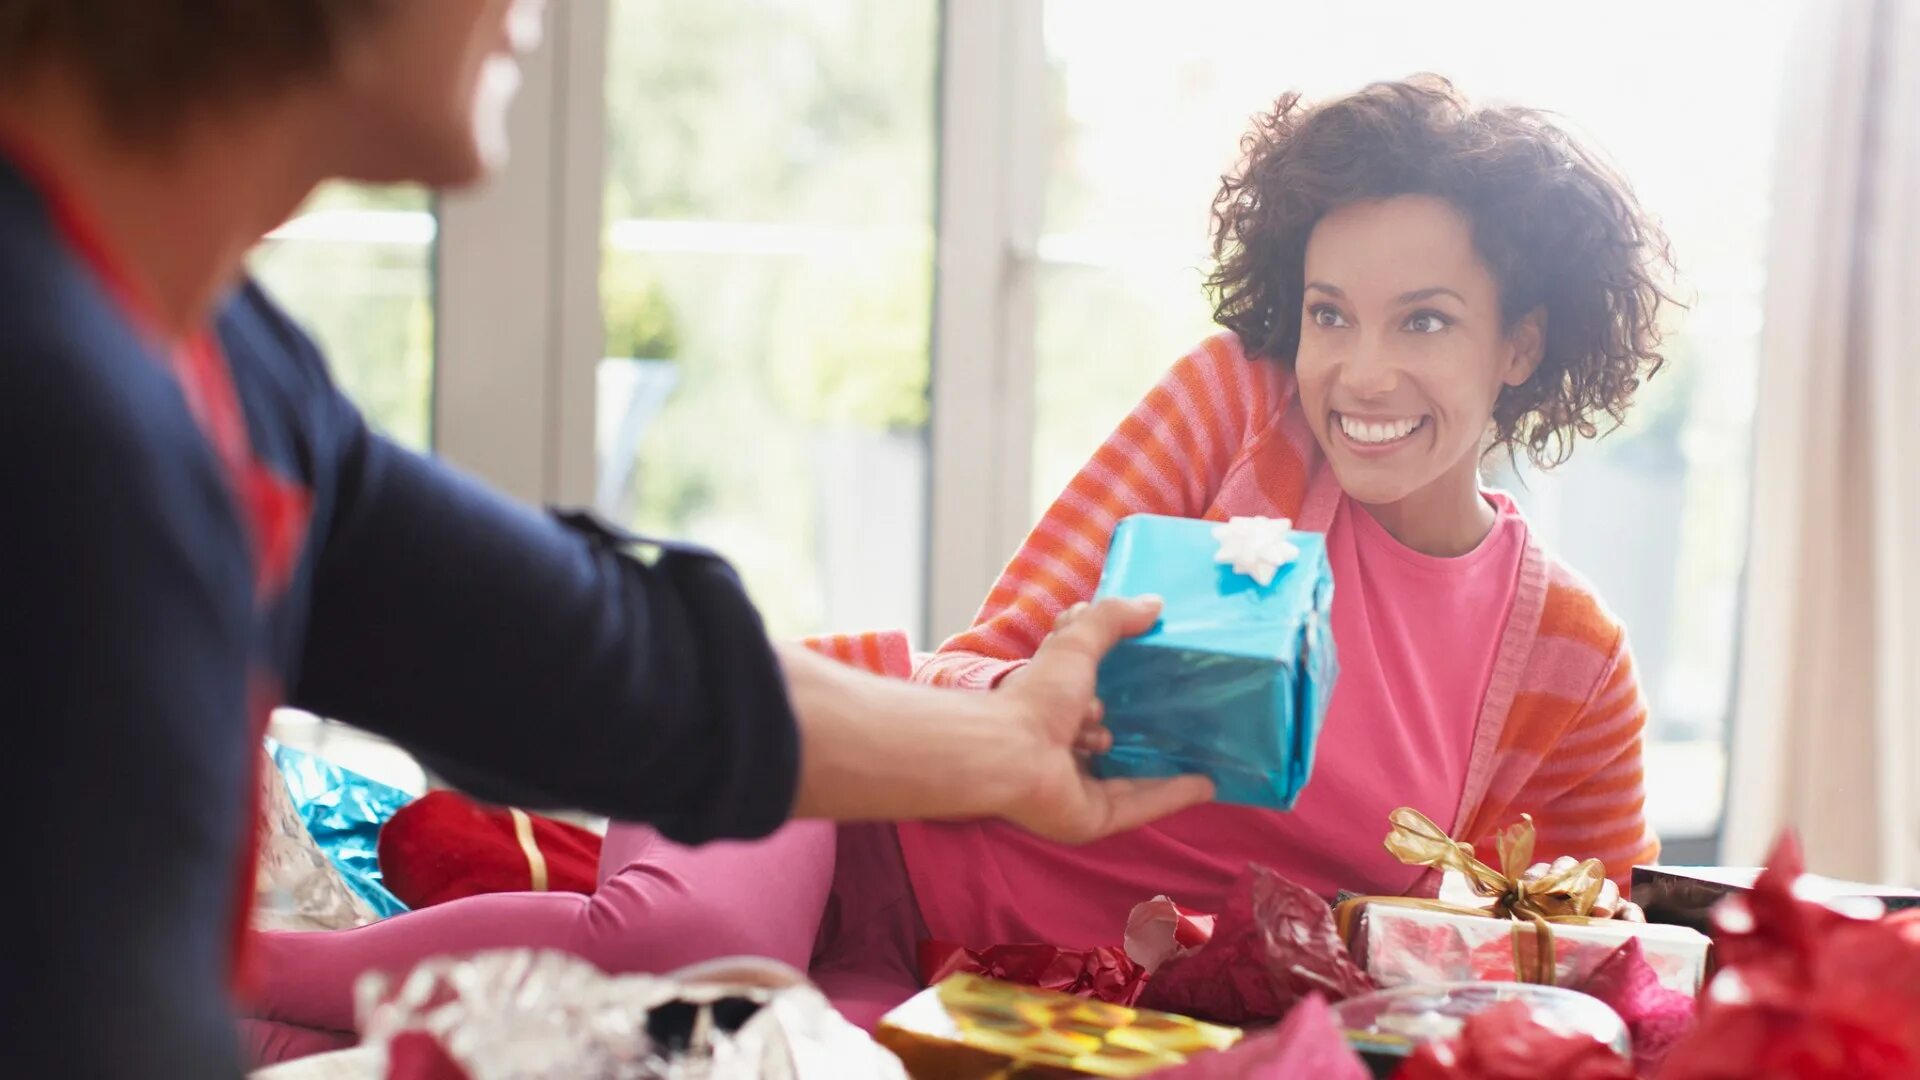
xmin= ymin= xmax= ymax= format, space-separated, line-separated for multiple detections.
xmin=1325 ymin=457 xmax=1424 ymax=508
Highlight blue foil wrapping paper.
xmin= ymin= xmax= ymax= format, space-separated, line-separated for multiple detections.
xmin=1090 ymin=514 xmax=1337 ymax=810
xmin=268 ymin=739 xmax=413 ymax=917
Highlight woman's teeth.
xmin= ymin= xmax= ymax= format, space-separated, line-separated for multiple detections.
xmin=1337 ymin=414 xmax=1424 ymax=445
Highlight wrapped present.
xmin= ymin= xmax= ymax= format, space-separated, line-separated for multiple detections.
xmin=358 ymin=951 xmax=903 ymax=1080
xmin=918 ymin=941 xmax=1150 ymax=1007
xmin=876 ymin=974 xmax=1240 ymax=1078
xmin=1137 ymin=865 xmax=1373 ymax=1027
xmin=1333 ymin=809 xmax=1711 ymax=996
xmin=270 ymin=739 xmax=413 ymax=918
xmin=378 ymin=790 xmax=602 ymax=908
xmin=1631 ymin=864 xmax=1920 ymax=933
xmin=1351 ymin=902 xmax=1709 ymax=997
xmin=1656 ymin=834 xmax=1920 ymax=1080
xmin=1089 ymin=514 xmax=1336 ymax=810
xmin=1331 ymin=982 xmax=1631 ymax=1077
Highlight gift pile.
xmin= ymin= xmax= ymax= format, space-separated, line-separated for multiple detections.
xmin=897 ymin=808 xmax=1920 ymax=1079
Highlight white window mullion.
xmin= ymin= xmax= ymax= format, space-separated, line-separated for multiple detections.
xmin=927 ymin=0 xmax=1047 ymax=643
xmin=549 ymin=0 xmax=610 ymax=509
xmin=433 ymin=1 xmax=606 ymax=510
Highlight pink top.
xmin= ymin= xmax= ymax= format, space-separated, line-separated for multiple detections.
xmin=901 ymin=492 xmax=1529 ymax=949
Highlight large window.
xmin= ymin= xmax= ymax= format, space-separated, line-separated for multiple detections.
xmin=252 ymin=183 xmax=436 ymax=450
xmin=245 ymin=3 xmax=1791 ymax=844
xmin=1032 ymin=0 xmax=1798 ymax=843
xmin=597 ymin=0 xmax=939 ymax=638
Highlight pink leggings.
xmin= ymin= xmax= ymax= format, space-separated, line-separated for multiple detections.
xmin=240 ymin=820 xmax=927 ymax=1068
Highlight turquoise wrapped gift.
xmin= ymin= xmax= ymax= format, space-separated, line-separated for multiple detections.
xmin=1090 ymin=513 xmax=1337 ymax=810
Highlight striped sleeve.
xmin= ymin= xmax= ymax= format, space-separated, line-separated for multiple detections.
xmin=1519 ymin=634 xmax=1660 ymax=892
xmin=914 ymin=336 xmax=1270 ymax=689
xmin=800 ymin=630 xmax=913 ymax=679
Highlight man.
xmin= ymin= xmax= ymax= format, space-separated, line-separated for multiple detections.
xmin=0 ymin=2 xmax=1210 ymax=1074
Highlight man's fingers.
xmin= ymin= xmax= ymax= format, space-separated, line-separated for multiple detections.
xmin=1074 ymin=726 xmax=1113 ymax=755
xmin=1053 ymin=601 xmax=1090 ymax=633
xmin=1044 ymin=596 xmax=1163 ymax=663
xmin=1085 ymin=773 xmax=1214 ymax=838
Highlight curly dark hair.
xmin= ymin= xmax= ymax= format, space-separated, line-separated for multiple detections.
xmin=1207 ymin=75 xmax=1678 ymax=468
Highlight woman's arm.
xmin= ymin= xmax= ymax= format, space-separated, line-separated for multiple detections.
xmin=1525 ymin=637 xmax=1661 ymax=894
xmin=915 ymin=338 xmax=1278 ymax=689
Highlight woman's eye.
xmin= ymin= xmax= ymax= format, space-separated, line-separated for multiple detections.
xmin=1405 ymin=311 xmax=1450 ymax=334
xmin=1310 ymin=305 xmax=1349 ymax=329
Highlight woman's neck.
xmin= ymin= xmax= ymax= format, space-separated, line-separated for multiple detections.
xmin=1354 ymin=453 xmax=1496 ymax=557
xmin=0 ymin=72 xmax=328 ymax=339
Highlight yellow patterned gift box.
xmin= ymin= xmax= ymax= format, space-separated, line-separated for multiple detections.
xmin=876 ymin=974 xmax=1241 ymax=1079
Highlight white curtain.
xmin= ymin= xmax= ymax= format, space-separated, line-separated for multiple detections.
xmin=1725 ymin=0 xmax=1920 ymax=885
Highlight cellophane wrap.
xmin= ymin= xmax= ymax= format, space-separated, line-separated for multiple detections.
xmin=354 ymin=951 xmax=906 ymax=1080
xmin=254 ymin=744 xmax=379 ymax=932
xmin=1331 ymin=981 xmax=1630 ymax=1066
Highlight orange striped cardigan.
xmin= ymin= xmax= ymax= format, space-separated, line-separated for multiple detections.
xmin=816 ymin=331 xmax=1659 ymax=892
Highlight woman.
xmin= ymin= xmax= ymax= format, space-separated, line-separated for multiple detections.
xmin=905 ymin=76 xmax=1671 ymax=950
xmin=0 ymin=3 xmax=1205 ymax=1076
xmin=248 ymin=75 xmax=1667 ymax=1065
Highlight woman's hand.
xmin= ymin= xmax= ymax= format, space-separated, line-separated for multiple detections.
xmin=1521 ymin=857 xmax=1646 ymax=921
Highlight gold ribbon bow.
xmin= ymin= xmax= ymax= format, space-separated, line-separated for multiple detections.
xmin=1332 ymin=807 xmax=1609 ymax=985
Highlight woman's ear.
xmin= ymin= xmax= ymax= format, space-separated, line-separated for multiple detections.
xmin=1504 ymin=306 xmax=1547 ymax=387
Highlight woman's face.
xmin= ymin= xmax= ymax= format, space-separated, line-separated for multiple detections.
xmin=327 ymin=0 xmax=547 ymax=186
xmin=1292 ymin=194 xmax=1542 ymax=509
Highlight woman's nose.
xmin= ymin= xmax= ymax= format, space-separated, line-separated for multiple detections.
xmin=1338 ymin=340 xmax=1401 ymax=399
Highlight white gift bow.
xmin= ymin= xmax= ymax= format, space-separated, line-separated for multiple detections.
xmin=1210 ymin=516 xmax=1299 ymax=587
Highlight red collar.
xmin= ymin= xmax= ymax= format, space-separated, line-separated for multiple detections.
xmin=0 ymin=123 xmax=307 ymax=603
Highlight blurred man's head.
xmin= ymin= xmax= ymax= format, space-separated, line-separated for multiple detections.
xmin=0 ymin=0 xmax=546 ymax=186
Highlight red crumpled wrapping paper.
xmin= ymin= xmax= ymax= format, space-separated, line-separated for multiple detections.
xmin=1655 ymin=834 xmax=1920 ymax=1080
xmin=1123 ymin=894 xmax=1218 ymax=974
xmin=1395 ymin=999 xmax=1636 ymax=1080
xmin=1155 ymin=994 xmax=1371 ymax=1079
xmin=386 ymin=1031 xmax=468 ymax=1080
xmin=1136 ymin=864 xmax=1375 ymax=1026
xmin=1577 ymin=937 xmax=1695 ymax=1078
xmin=917 ymin=940 xmax=1151 ymax=1006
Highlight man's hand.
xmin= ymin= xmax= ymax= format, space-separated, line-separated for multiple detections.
xmin=784 ymin=597 xmax=1211 ymax=840
xmin=991 ymin=596 xmax=1214 ymax=842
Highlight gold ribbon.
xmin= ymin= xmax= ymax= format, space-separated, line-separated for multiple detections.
xmin=1332 ymin=807 xmax=1609 ymax=985
xmin=508 ymin=807 xmax=550 ymax=892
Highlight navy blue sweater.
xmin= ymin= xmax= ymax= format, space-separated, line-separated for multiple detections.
xmin=0 ymin=158 xmax=799 ymax=1077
